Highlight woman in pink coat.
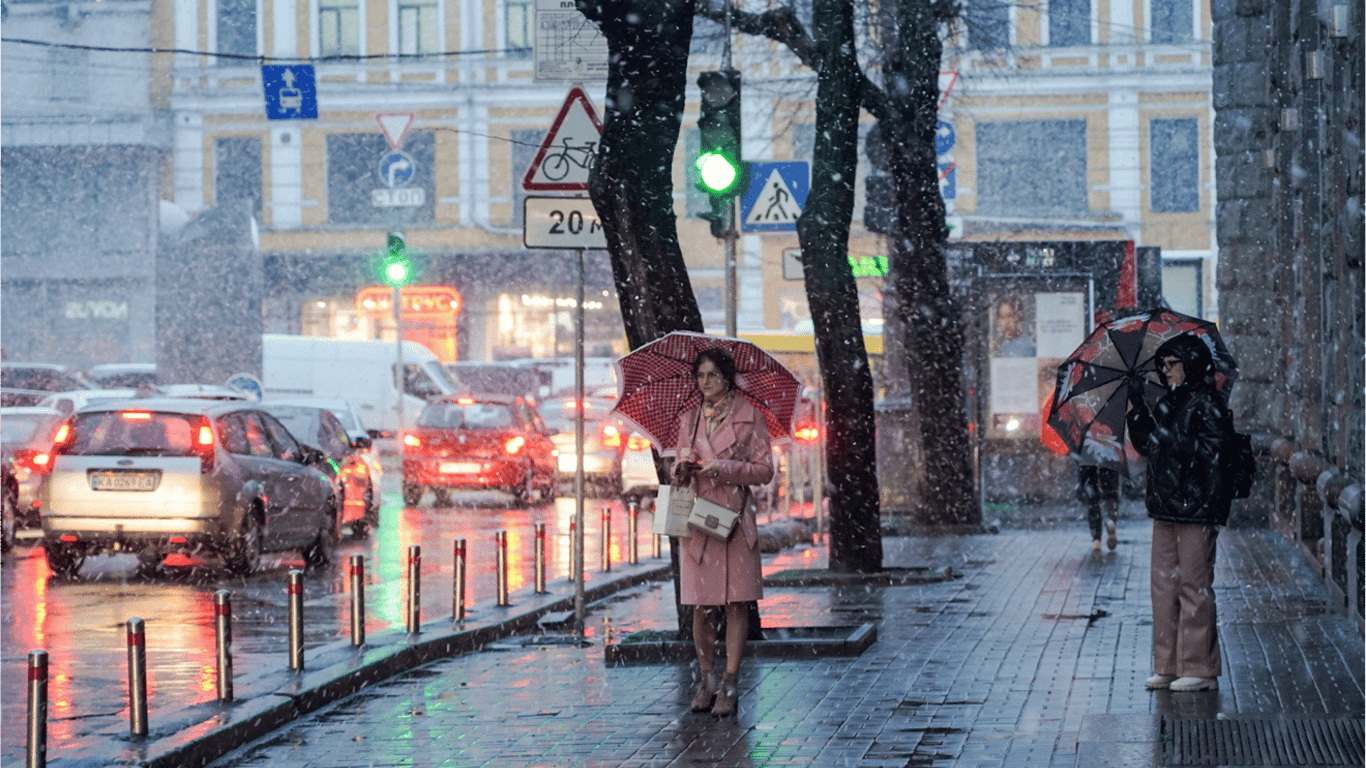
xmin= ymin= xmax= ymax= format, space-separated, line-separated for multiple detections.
xmin=672 ymin=347 xmax=774 ymax=717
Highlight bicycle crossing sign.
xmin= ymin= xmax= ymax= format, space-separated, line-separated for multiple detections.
xmin=740 ymin=161 xmax=809 ymax=233
xmin=522 ymin=86 xmax=603 ymax=191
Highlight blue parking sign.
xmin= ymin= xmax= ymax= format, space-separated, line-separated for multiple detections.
xmin=262 ymin=65 xmax=318 ymax=120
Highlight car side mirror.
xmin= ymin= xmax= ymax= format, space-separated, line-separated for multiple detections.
xmin=297 ymin=444 xmax=325 ymax=466
xmin=352 ymin=435 xmax=373 ymax=450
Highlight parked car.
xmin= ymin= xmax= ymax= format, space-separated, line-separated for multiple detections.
xmin=400 ymin=394 xmax=558 ymax=507
xmin=258 ymin=399 xmax=382 ymax=537
xmin=1 ymin=363 xmax=95 ymax=407
xmin=40 ymin=398 xmax=339 ymax=577
xmin=85 ymin=363 xmax=157 ymax=389
xmin=1 ymin=406 xmax=65 ymax=550
xmin=538 ymin=395 xmax=640 ymax=495
xmin=38 ymin=388 xmax=141 ymax=415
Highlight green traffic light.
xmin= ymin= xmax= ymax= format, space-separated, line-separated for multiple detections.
xmin=696 ymin=152 xmax=739 ymax=194
xmin=384 ymin=259 xmax=412 ymax=286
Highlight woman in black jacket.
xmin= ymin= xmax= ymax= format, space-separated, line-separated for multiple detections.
xmin=1127 ymin=333 xmax=1232 ymax=693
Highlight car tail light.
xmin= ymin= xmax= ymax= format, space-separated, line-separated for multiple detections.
xmin=10 ymin=448 xmax=50 ymax=482
xmin=626 ymin=435 xmax=652 ymax=451
xmin=403 ymin=433 xmax=421 ymax=449
xmin=794 ymin=424 xmax=821 ymax=443
xmin=504 ymin=435 xmax=526 ymax=455
xmin=193 ymin=417 xmax=215 ymax=473
xmin=456 ymin=396 xmax=475 ymax=405
xmin=121 ymin=411 xmax=153 ymax=420
xmin=601 ymin=423 xmax=622 ymax=448
xmin=50 ymin=422 xmax=73 ymax=453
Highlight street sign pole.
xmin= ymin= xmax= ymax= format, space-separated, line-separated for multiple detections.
xmin=573 ymin=246 xmax=586 ymax=635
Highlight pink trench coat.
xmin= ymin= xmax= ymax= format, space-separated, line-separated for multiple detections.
xmin=674 ymin=395 xmax=774 ymax=606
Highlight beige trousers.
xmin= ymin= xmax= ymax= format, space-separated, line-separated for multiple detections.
xmin=1150 ymin=519 xmax=1221 ymax=678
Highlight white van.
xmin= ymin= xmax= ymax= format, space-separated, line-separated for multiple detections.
xmin=262 ymin=335 xmax=458 ymax=435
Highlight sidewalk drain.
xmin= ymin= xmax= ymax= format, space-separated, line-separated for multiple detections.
xmin=1164 ymin=716 xmax=1364 ymax=766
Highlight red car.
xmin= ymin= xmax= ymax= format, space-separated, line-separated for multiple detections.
xmin=401 ymin=394 xmax=559 ymax=507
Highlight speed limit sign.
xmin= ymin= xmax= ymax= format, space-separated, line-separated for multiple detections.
xmin=523 ymin=196 xmax=607 ymax=249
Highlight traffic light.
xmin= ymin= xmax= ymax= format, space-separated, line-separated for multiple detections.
xmin=696 ymin=70 xmax=743 ymax=227
xmin=381 ymin=231 xmax=413 ymax=287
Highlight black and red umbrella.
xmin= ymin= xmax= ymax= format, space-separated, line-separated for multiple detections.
xmin=610 ymin=331 xmax=801 ymax=452
xmin=1047 ymin=307 xmax=1238 ymax=466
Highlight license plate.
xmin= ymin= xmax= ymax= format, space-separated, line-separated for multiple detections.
xmin=439 ymin=461 xmax=481 ymax=474
xmin=90 ymin=471 xmax=160 ymax=492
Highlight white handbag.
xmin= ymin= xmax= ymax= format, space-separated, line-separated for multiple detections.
xmin=653 ymin=484 xmax=694 ymax=538
xmin=686 ymin=496 xmax=739 ymax=540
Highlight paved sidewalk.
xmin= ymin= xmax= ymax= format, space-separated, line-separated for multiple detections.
xmin=190 ymin=518 xmax=1363 ymax=768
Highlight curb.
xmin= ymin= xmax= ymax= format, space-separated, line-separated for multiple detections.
xmin=59 ymin=561 xmax=671 ymax=768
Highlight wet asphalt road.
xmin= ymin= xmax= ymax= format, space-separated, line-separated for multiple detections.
xmin=0 ymin=468 xmax=646 ymax=765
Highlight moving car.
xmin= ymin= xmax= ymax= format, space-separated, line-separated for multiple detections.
xmin=401 ymin=394 xmax=558 ymax=507
xmin=539 ymin=395 xmax=639 ymax=495
xmin=1 ymin=363 xmax=95 ymax=406
xmin=38 ymin=388 xmax=141 ymax=415
xmin=85 ymin=363 xmax=157 ymax=389
xmin=258 ymin=399 xmax=382 ymax=537
xmin=2 ymin=406 xmax=65 ymax=550
xmin=40 ymin=398 xmax=340 ymax=577
xmin=443 ymin=362 xmax=542 ymax=401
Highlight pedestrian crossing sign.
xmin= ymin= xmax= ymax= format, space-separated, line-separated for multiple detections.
xmin=740 ymin=162 xmax=808 ymax=233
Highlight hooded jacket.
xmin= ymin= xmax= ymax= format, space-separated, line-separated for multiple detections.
xmin=1126 ymin=334 xmax=1233 ymax=526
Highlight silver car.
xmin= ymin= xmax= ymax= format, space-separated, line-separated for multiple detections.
xmin=40 ymin=398 xmax=339 ymax=577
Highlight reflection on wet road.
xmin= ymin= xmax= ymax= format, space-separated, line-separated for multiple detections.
xmin=0 ymin=470 xmax=649 ymax=765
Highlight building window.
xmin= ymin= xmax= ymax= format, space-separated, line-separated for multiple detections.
xmin=398 ymin=0 xmax=438 ymax=56
xmin=964 ymin=0 xmax=1010 ymax=51
xmin=215 ymin=137 xmax=263 ymax=216
xmin=1149 ymin=118 xmax=1199 ymax=212
xmin=217 ymin=0 xmax=257 ymax=66
xmin=1049 ymin=0 xmax=1090 ymax=47
xmin=48 ymin=48 xmax=89 ymax=101
xmin=506 ymin=0 xmax=532 ymax=56
xmin=976 ymin=120 xmax=1087 ymax=217
xmin=326 ymin=132 xmax=435 ymax=225
xmin=1150 ymin=0 xmax=1193 ymax=44
xmin=319 ymin=0 xmax=360 ymax=57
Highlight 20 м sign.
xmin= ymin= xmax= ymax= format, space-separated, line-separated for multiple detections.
xmin=523 ymin=197 xmax=606 ymax=249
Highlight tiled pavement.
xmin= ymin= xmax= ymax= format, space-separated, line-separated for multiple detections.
xmin=198 ymin=514 xmax=1364 ymax=768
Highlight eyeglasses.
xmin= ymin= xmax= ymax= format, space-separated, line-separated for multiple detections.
xmin=695 ymin=371 xmax=723 ymax=381
xmin=1158 ymin=358 xmax=1183 ymax=370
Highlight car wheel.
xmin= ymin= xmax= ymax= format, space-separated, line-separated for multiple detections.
xmin=1 ymin=484 xmax=16 ymax=554
xmin=224 ymin=509 xmax=263 ymax=576
xmin=432 ymin=488 xmax=453 ymax=507
xmin=540 ymin=470 xmax=558 ymax=502
xmin=513 ymin=470 xmax=536 ymax=507
xmin=43 ymin=540 xmax=84 ymax=578
xmin=402 ymin=484 xmax=424 ymax=507
xmin=303 ymin=498 xmax=339 ymax=569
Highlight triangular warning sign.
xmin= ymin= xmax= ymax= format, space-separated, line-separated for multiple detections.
xmin=376 ymin=113 xmax=414 ymax=150
xmin=522 ymin=87 xmax=603 ymax=192
xmin=744 ymin=167 xmax=803 ymax=226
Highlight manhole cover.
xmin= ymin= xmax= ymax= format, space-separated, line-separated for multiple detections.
xmin=1165 ymin=716 xmax=1364 ymax=766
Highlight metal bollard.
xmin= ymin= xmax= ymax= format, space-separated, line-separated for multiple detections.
xmin=600 ymin=505 xmax=612 ymax=573
xmin=495 ymin=530 xmax=509 ymax=606
xmin=214 ymin=590 xmax=233 ymax=702
xmin=406 ymin=545 xmax=421 ymax=634
xmin=126 ymin=618 xmax=148 ymax=737
xmin=349 ymin=554 xmax=365 ymax=646
xmin=568 ymin=518 xmax=578 ymax=582
xmin=534 ymin=522 xmax=547 ymax=594
xmin=27 ymin=649 xmax=47 ymax=768
xmin=287 ymin=570 xmax=304 ymax=670
xmin=653 ymin=531 xmax=662 ymax=559
xmin=453 ymin=538 xmax=466 ymax=622
xmin=628 ymin=500 xmax=639 ymax=564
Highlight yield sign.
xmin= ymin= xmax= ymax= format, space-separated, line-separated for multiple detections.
xmin=376 ymin=113 xmax=414 ymax=150
xmin=522 ymin=86 xmax=603 ymax=191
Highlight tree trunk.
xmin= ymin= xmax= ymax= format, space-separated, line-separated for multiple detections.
xmin=796 ymin=0 xmax=881 ymax=570
xmin=881 ymin=0 xmax=978 ymax=527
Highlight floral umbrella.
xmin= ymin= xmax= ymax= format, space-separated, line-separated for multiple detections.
xmin=1047 ymin=307 xmax=1238 ymax=467
xmin=610 ymin=331 xmax=801 ymax=452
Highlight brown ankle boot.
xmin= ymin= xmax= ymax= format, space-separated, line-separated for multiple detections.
xmin=690 ymin=670 xmax=717 ymax=712
xmin=710 ymin=673 xmax=738 ymax=717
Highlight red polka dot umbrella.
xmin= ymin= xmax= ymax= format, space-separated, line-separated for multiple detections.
xmin=610 ymin=331 xmax=802 ymax=453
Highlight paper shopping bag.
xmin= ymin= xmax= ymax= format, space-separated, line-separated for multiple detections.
xmin=653 ymin=484 xmax=694 ymax=538
xmin=686 ymin=496 xmax=739 ymax=540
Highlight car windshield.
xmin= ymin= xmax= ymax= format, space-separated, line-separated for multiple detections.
xmin=539 ymin=399 xmax=616 ymax=432
xmin=62 ymin=411 xmax=200 ymax=456
xmin=418 ymin=402 xmax=514 ymax=430
xmin=260 ymin=406 xmax=318 ymax=443
xmin=1 ymin=414 xmax=58 ymax=446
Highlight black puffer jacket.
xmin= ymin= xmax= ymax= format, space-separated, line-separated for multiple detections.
xmin=1127 ymin=334 xmax=1233 ymax=526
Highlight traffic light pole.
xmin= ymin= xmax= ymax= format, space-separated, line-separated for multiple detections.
xmin=394 ymin=284 xmax=404 ymax=433
xmin=725 ymin=199 xmax=737 ymax=337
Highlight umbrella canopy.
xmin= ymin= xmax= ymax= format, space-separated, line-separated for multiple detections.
xmin=1047 ymin=307 xmax=1238 ymax=466
xmin=610 ymin=331 xmax=802 ymax=452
